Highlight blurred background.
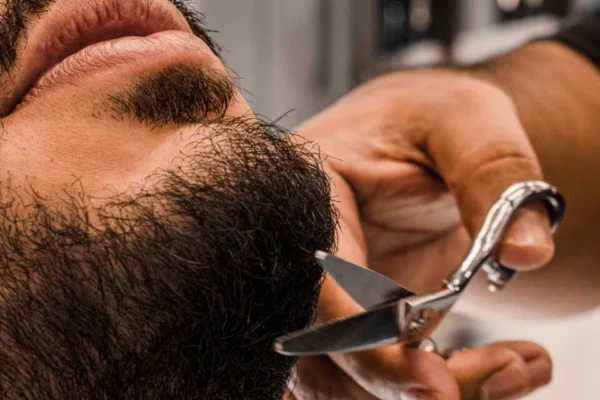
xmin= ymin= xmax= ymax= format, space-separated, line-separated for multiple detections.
xmin=193 ymin=0 xmax=595 ymax=128
xmin=190 ymin=1 xmax=599 ymax=399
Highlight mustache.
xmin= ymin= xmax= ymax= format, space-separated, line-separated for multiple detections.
xmin=0 ymin=0 xmax=219 ymax=75
xmin=108 ymin=65 xmax=238 ymax=128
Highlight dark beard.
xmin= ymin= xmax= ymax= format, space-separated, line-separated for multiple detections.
xmin=0 ymin=120 xmax=337 ymax=399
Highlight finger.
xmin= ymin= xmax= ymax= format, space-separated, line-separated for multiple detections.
xmin=317 ymin=168 xmax=458 ymax=398
xmin=316 ymin=167 xmax=368 ymax=323
xmin=320 ymin=272 xmax=459 ymax=399
xmin=329 ymin=343 xmax=458 ymax=400
xmin=317 ymin=171 xmax=458 ymax=399
xmin=291 ymin=355 xmax=379 ymax=400
xmin=496 ymin=202 xmax=552 ymax=271
xmin=447 ymin=341 xmax=552 ymax=400
xmin=424 ymin=79 xmax=554 ymax=270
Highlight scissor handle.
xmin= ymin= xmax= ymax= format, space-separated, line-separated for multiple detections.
xmin=444 ymin=181 xmax=565 ymax=292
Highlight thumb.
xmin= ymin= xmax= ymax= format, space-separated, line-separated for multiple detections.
xmin=425 ymin=80 xmax=554 ymax=270
xmin=447 ymin=341 xmax=552 ymax=400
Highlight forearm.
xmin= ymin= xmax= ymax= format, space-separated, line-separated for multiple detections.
xmin=471 ymin=9 xmax=600 ymax=190
xmin=474 ymin=40 xmax=600 ymax=183
xmin=471 ymin=39 xmax=600 ymax=304
xmin=475 ymin=9 xmax=600 ymax=142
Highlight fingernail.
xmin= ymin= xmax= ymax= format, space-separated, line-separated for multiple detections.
xmin=499 ymin=207 xmax=553 ymax=270
xmin=480 ymin=365 xmax=527 ymax=400
xmin=527 ymin=357 xmax=552 ymax=389
xmin=504 ymin=207 xmax=551 ymax=247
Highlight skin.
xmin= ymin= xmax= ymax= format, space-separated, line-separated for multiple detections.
xmin=292 ymin=41 xmax=600 ymax=400
xmin=2 ymin=0 xmax=598 ymax=398
xmin=1 ymin=28 xmax=251 ymax=200
xmin=0 ymin=1 xmax=340 ymax=398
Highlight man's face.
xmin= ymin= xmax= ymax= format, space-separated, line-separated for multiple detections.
xmin=0 ymin=0 xmax=248 ymax=196
xmin=0 ymin=1 xmax=336 ymax=398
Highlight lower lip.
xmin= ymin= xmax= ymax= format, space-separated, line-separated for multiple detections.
xmin=24 ymin=30 xmax=215 ymax=101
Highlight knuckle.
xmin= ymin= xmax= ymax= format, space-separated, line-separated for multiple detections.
xmin=498 ymin=347 xmax=528 ymax=367
xmin=448 ymin=144 xmax=541 ymax=209
xmin=489 ymin=348 xmax=531 ymax=391
xmin=454 ymin=145 xmax=541 ymax=188
xmin=501 ymin=362 xmax=531 ymax=394
xmin=530 ymin=345 xmax=552 ymax=363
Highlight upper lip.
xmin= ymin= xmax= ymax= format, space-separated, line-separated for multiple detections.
xmin=7 ymin=0 xmax=192 ymax=113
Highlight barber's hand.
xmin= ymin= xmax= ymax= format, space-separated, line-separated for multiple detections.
xmin=291 ymin=71 xmax=554 ymax=400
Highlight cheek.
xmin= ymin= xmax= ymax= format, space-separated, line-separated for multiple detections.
xmin=0 ymin=85 xmax=255 ymax=197
xmin=0 ymin=118 xmax=194 ymax=196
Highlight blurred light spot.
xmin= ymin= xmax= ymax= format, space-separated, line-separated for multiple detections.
xmin=498 ymin=0 xmax=521 ymax=11
xmin=411 ymin=0 xmax=432 ymax=32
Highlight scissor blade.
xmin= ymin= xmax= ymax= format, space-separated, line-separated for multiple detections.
xmin=316 ymin=251 xmax=414 ymax=309
xmin=274 ymin=302 xmax=401 ymax=356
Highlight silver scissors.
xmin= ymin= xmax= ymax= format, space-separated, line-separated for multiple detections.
xmin=274 ymin=181 xmax=565 ymax=356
